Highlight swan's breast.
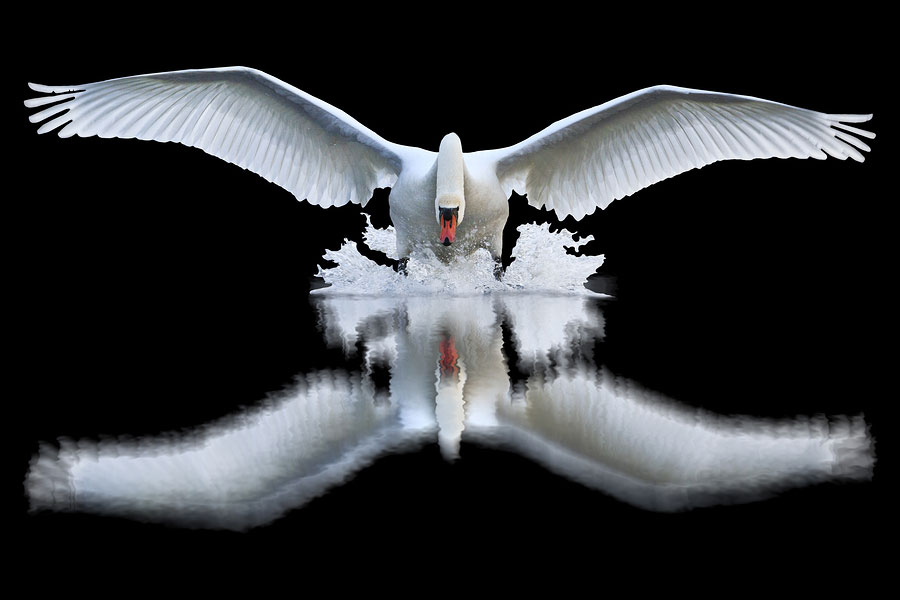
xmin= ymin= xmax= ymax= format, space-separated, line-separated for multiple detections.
xmin=389 ymin=158 xmax=437 ymax=241
xmin=389 ymin=153 xmax=509 ymax=258
xmin=462 ymin=157 xmax=508 ymax=221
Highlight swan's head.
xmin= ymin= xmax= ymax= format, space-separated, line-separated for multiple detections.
xmin=435 ymin=133 xmax=466 ymax=246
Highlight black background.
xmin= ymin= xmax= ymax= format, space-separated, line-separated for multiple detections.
xmin=10 ymin=9 xmax=891 ymax=589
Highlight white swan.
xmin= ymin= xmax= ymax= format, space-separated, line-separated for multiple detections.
xmin=25 ymin=66 xmax=874 ymax=271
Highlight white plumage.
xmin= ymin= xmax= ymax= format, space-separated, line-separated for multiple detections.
xmin=25 ymin=67 xmax=874 ymax=261
xmin=486 ymin=85 xmax=874 ymax=219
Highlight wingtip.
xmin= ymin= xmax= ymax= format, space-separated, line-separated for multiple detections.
xmin=830 ymin=112 xmax=874 ymax=124
xmin=27 ymin=82 xmax=84 ymax=94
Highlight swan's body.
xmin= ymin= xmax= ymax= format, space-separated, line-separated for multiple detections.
xmin=390 ymin=133 xmax=509 ymax=259
xmin=25 ymin=67 xmax=874 ymax=265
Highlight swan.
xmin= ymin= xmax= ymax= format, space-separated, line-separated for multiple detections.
xmin=24 ymin=66 xmax=874 ymax=274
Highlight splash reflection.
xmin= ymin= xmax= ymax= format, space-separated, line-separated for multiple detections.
xmin=27 ymin=295 xmax=873 ymax=530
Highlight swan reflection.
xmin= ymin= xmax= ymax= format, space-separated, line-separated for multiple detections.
xmin=27 ymin=295 xmax=873 ymax=530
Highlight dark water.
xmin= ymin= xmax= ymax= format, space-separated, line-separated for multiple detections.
xmin=23 ymin=291 xmax=874 ymax=530
xmin=16 ymin=180 xmax=885 ymax=557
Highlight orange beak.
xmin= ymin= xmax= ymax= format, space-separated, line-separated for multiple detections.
xmin=439 ymin=207 xmax=458 ymax=246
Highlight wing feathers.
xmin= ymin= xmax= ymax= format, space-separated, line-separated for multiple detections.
xmin=37 ymin=111 xmax=72 ymax=135
xmin=25 ymin=67 xmax=424 ymax=208
xmin=491 ymin=86 xmax=874 ymax=220
xmin=832 ymin=121 xmax=875 ymax=139
xmin=28 ymin=82 xmax=82 ymax=94
xmin=28 ymin=99 xmax=71 ymax=123
xmin=835 ymin=130 xmax=870 ymax=153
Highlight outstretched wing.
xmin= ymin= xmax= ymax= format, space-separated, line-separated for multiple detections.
xmin=483 ymin=85 xmax=874 ymax=220
xmin=25 ymin=66 xmax=427 ymax=207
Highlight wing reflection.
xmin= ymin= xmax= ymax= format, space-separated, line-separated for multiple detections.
xmin=27 ymin=294 xmax=874 ymax=530
xmin=27 ymin=370 xmax=431 ymax=530
xmin=473 ymin=368 xmax=872 ymax=511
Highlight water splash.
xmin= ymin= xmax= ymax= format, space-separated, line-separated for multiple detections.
xmin=315 ymin=216 xmax=606 ymax=296
xmin=361 ymin=214 xmax=399 ymax=259
xmin=503 ymin=223 xmax=604 ymax=293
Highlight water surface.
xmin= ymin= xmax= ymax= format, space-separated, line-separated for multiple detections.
xmin=26 ymin=222 xmax=874 ymax=530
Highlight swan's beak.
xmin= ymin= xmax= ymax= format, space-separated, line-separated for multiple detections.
xmin=439 ymin=207 xmax=458 ymax=246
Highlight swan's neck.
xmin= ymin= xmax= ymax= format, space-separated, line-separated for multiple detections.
xmin=435 ymin=133 xmax=465 ymax=224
